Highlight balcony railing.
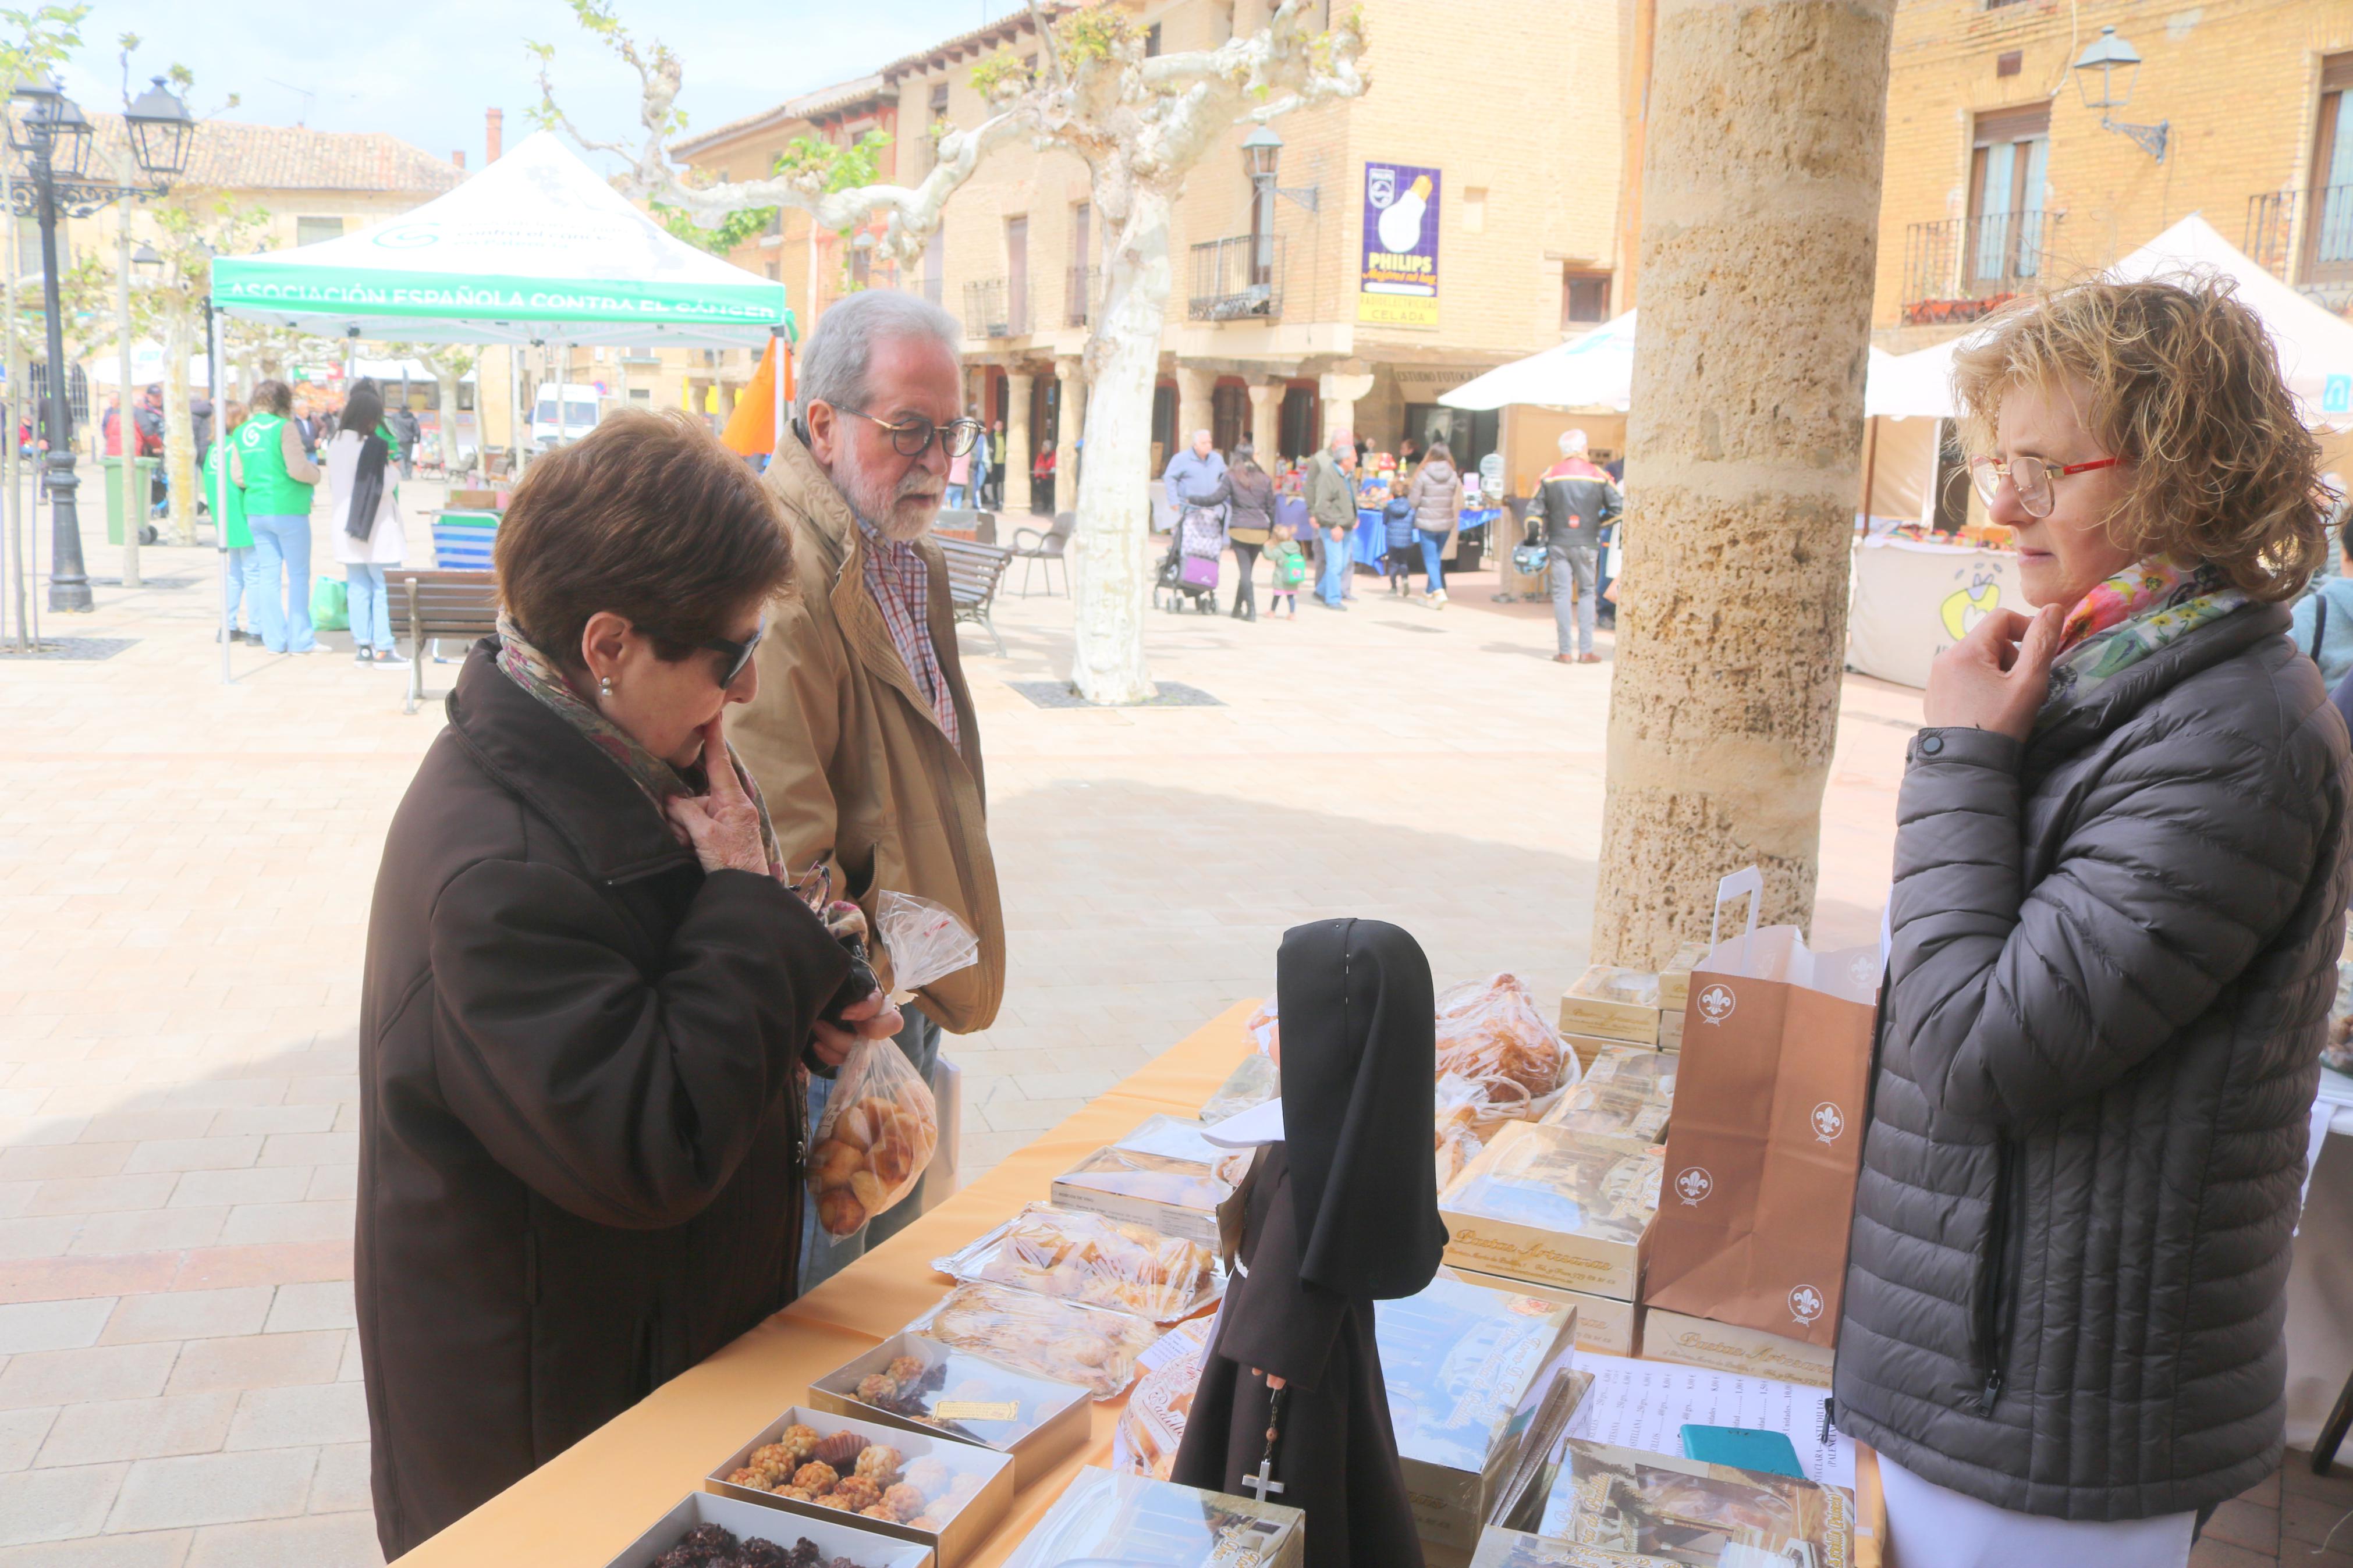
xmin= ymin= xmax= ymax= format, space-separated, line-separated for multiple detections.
xmin=2246 ymin=186 xmax=2353 ymax=308
xmin=1066 ymin=264 xmax=1101 ymax=328
xmin=1187 ymin=234 xmax=1284 ymax=322
xmin=1900 ymin=211 xmax=2063 ymax=326
xmin=963 ymin=276 xmax=1030 ymax=338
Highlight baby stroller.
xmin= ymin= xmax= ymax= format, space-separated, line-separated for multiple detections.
xmin=1155 ymin=502 xmax=1225 ymax=614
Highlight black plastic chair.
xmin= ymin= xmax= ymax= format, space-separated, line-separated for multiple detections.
xmin=1012 ymin=511 xmax=1076 ymax=596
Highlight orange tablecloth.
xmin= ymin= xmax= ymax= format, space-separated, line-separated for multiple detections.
xmin=400 ymin=1000 xmax=1880 ymax=1566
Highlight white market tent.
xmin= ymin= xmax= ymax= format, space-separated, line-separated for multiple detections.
xmin=210 ymin=130 xmax=787 ymax=349
xmin=1440 ymin=308 xmax=1641 ymax=413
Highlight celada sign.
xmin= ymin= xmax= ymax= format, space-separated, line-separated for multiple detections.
xmin=1359 ymin=160 xmax=1440 ymax=328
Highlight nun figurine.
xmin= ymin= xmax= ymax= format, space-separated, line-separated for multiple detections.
xmin=1171 ymin=918 xmax=1447 ymax=1568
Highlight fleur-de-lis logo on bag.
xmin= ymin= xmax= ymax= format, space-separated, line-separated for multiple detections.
xmin=1789 ymin=1283 xmax=1824 ymax=1324
xmin=1698 ymin=983 xmax=1736 ymax=1025
xmin=1675 ymin=1167 xmax=1713 ymax=1206
xmin=1811 ymin=1102 xmax=1846 ymax=1144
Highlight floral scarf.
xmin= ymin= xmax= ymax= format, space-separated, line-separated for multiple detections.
xmin=2042 ymin=560 xmax=2246 ymax=715
xmin=494 ymin=612 xmax=824 ymax=898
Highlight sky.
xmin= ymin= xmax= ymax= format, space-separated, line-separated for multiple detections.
xmin=49 ymin=0 xmax=1015 ymax=171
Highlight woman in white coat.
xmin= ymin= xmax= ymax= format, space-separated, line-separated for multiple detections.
xmin=328 ymin=380 xmax=408 ymax=665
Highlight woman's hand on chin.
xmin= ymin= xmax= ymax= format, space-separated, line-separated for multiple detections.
xmin=1922 ymin=603 xmax=2064 ymax=742
xmin=664 ymin=719 xmax=771 ymax=875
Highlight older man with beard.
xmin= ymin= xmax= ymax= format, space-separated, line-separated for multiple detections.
xmin=728 ymin=290 xmax=1006 ymax=1292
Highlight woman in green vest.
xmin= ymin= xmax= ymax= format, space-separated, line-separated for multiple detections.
xmin=231 ymin=379 xmax=324 ymax=654
xmin=205 ymin=401 xmax=257 ymax=643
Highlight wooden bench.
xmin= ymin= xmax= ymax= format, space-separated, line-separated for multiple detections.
xmin=934 ymin=536 xmax=1013 ymax=657
xmin=391 ymin=569 xmax=501 ymax=714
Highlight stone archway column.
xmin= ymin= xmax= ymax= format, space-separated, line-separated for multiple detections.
xmin=1004 ymin=369 xmax=1035 ymax=515
xmin=1173 ymin=364 xmax=1215 ymax=454
xmin=1592 ymin=0 xmax=1896 ymax=967
xmin=1318 ymin=365 xmax=1374 ymax=447
xmin=1247 ymin=379 xmax=1282 ymax=461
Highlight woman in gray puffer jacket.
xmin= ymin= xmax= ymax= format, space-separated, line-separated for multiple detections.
xmin=1837 ymin=278 xmax=2350 ymax=1568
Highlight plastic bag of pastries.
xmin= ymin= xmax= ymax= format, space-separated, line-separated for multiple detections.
xmin=932 ymin=1203 xmax=1220 ymax=1322
xmin=807 ymin=1039 xmax=942 ymax=1242
xmin=908 ymin=1281 xmax=1162 ymax=1399
xmin=1113 ymin=1317 xmax=1216 ymax=1481
xmin=1434 ymin=973 xmax=1575 ymax=1098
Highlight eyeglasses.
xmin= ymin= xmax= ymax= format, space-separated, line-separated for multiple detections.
xmin=700 ymin=618 xmax=765 ymax=689
xmin=832 ymin=405 xmax=982 ymax=460
xmin=1967 ymin=453 xmax=2120 ymax=518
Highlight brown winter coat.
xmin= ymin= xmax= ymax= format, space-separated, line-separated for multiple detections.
xmin=356 ymin=646 xmax=854 ymax=1559
xmin=727 ymin=423 xmax=1005 ymax=1033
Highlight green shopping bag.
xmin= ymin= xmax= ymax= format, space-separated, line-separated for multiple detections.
xmin=310 ymin=575 xmax=349 ymax=632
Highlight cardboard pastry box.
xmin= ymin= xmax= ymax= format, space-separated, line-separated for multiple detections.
xmin=998 ymin=1465 xmax=1305 ymax=1568
xmin=808 ymin=1332 xmax=1089 ymax=1489
xmin=705 ymin=1403 xmax=1014 ymax=1568
xmin=1639 ymin=1306 xmax=1835 ymax=1389
xmin=1558 ymin=965 xmax=1663 ymax=1046
xmin=605 ymin=1490 xmax=934 ymax=1568
xmin=1440 ymin=1122 xmax=1662 ymax=1301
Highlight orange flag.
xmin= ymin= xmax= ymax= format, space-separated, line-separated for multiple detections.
xmin=721 ymin=336 xmax=793 ymax=456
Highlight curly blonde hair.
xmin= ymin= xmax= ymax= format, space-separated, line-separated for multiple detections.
xmin=1949 ymin=275 xmax=2326 ymax=602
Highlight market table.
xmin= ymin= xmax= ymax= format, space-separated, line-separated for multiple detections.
xmin=399 ymin=1001 xmax=1883 ymax=1567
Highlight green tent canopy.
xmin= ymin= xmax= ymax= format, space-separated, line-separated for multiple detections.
xmin=211 ymin=130 xmax=786 ymax=348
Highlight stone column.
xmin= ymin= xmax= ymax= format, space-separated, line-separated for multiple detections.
xmin=1247 ymin=378 xmax=1282 ymax=461
xmin=1055 ymin=355 xmax=1084 ymax=504
xmin=1004 ymin=369 xmax=1035 ymax=515
xmin=1592 ymin=0 xmax=1895 ymax=967
xmin=1318 ymin=365 xmax=1374 ymax=448
xmin=1174 ymin=364 xmax=1215 ymax=453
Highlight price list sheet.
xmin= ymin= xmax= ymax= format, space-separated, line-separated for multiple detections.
xmin=1566 ymin=1351 xmax=1857 ymax=1489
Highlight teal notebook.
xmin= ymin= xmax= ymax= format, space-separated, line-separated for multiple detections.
xmin=1678 ymin=1424 xmax=1806 ymax=1479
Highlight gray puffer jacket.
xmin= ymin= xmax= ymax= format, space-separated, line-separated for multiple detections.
xmin=1836 ymin=601 xmax=2351 ymax=1521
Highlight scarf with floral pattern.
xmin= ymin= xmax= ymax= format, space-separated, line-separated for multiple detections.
xmin=2042 ymin=560 xmax=2246 ymax=717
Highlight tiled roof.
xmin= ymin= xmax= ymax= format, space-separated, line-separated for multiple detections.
xmin=879 ymin=2 xmax=1073 ymax=82
xmin=80 ymin=114 xmax=463 ymax=196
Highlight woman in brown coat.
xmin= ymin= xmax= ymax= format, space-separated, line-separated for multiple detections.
xmin=356 ymin=411 xmax=900 ymax=1558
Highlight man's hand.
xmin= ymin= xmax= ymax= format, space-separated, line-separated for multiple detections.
xmin=1922 ymin=603 xmax=2064 ymax=742
xmin=811 ymin=987 xmax=903 ymax=1068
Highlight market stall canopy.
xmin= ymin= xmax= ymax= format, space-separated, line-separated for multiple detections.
xmin=209 ymin=130 xmax=787 ymax=349
xmin=1443 ymin=311 xmax=1908 ymax=418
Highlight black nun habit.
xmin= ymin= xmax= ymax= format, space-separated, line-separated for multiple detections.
xmin=1170 ymin=918 xmax=1447 ymax=1568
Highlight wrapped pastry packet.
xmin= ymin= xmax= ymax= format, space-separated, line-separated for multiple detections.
xmin=1198 ymin=1051 xmax=1279 ymax=1125
xmin=807 ymin=1046 xmax=941 ymax=1243
xmin=1443 ymin=1125 xmax=1662 ymax=1244
xmin=1112 ymin=1317 xmax=1218 ymax=1481
xmin=1577 ymin=1043 xmax=1678 ymax=1104
xmin=1377 ymin=1274 xmax=1582 ymax=1476
xmin=1529 ymin=1438 xmax=1854 ymax=1565
xmin=907 ymin=1281 xmax=1162 ymax=1400
xmin=1541 ymin=1080 xmax=1670 ymax=1143
xmin=810 ymin=1332 xmax=1086 ymax=1451
xmin=998 ymin=1466 xmax=1304 ymax=1568
xmin=931 ymin=1203 xmax=1223 ymax=1323
xmin=1050 ymin=1144 xmax=1239 ymax=1246
xmin=1438 ymin=973 xmax=1577 ymax=1098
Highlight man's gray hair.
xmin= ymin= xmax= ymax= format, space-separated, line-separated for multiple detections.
xmin=798 ymin=290 xmax=964 ymax=416
xmin=1329 ymin=431 xmax=1354 ymax=453
xmin=1560 ymin=428 xmax=1589 ymax=456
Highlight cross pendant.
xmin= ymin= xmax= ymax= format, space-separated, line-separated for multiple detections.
xmin=1243 ymin=1456 xmax=1284 ymax=1501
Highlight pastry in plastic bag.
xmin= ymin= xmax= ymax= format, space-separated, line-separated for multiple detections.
xmin=1053 ymin=1145 xmax=1234 ymax=1212
xmin=907 ymin=1281 xmax=1161 ymax=1400
xmin=1113 ymin=1317 xmax=1216 ymax=1481
xmin=807 ymin=1046 xmax=941 ymax=1242
xmin=932 ymin=1203 xmax=1221 ymax=1322
xmin=1435 ymin=973 xmax=1574 ymax=1098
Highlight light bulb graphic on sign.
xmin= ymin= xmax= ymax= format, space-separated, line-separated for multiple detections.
xmin=1377 ymin=174 xmax=1432 ymax=253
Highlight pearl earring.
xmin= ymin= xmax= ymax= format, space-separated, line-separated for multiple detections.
xmin=599 ymin=675 xmax=613 ymax=699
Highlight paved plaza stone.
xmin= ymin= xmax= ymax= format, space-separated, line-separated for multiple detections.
xmin=0 ymin=486 xmax=2318 ymax=1563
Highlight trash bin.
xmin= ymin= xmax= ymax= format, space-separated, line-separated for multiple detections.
xmin=98 ymin=456 xmax=158 ymax=545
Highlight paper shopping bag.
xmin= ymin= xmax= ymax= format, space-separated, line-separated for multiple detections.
xmin=1641 ymin=872 xmax=1882 ymax=1349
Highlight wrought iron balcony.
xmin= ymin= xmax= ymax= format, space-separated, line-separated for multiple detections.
xmin=1187 ymin=234 xmax=1284 ymax=322
xmin=2245 ymin=186 xmax=2353 ymax=309
xmin=1066 ymin=264 xmax=1101 ymax=328
xmin=963 ymin=276 xmax=1030 ymax=338
xmin=1900 ymin=211 xmax=2064 ymax=326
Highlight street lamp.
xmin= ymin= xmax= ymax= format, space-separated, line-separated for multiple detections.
xmin=130 ymin=241 xmax=161 ymax=280
xmin=2073 ymin=26 xmax=2167 ymax=163
xmin=7 ymin=73 xmax=193 ymax=611
xmin=1241 ymin=126 xmax=1318 ymax=294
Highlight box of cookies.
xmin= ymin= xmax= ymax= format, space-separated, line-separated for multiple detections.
xmin=706 ymin=1406 xmax=1012 ymax=1568
xmin=1656 ymin=941 xmax=1705 ymax=1018
xmin=1438 ymin=1122 xmax=1662 ymax=1300
xmin=906 ymin=1281 xmax=1162 ymax=1399
xmin=997 ymin=1465 xmax=1304 ymax=1568
xmin=602 ymin=1489 xmax=935 ymax=1568
xmin=1376 ymin=1272 xmax=1584 ymax=1549
xmin=1575 ymin=1044 xmax=1677 ymax=1105
xmin=1049 ymin=1144 xmax=1243 ymax=1250
xmin=1440 ymin=1265 xmax=1641 ymax=1357
xmin=1557 ymin=966 xmax=1663 ymax=1047
xmin=808 ymin=1332 xmax=1089 ymax=1489
xmin=931 ymin=1204 xmax=1225 ymax=1324
xmin=1537 ymin=1079 xmax=1670 ymax=1143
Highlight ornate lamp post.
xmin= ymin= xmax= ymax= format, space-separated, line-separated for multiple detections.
xmin=9 ymin=74 xmax=191 ymax=611
xmin=2073 ymin=26 xmax=2168 ymax=163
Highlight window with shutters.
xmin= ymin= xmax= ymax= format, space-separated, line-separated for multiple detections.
xmin=1561 ymin=271 xmax=1610 ymax=326
xmin=1965 ymin=104 xmax=2050 ymax=289
xmin=294 ymin=216 xmax=345 ymax=247
xmin=2306 ymin=55 xmax=2353 ymax=285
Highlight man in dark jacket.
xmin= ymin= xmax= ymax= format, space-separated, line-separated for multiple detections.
xmin=1304 ymin=433 xmax=1358 ymax=609
xmin=1526 ymin=428 xmax=1621 ymax=663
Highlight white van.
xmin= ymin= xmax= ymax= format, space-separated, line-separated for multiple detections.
xmin=530 ymin=383 xmax=601 ymax=447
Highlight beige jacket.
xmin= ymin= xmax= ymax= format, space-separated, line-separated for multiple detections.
xmin=726 ymin=425 xmax=1005 ymax=1034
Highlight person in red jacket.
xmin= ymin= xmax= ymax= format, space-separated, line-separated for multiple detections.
xmin=1525 ymin=429 xmax=1623 ymax=663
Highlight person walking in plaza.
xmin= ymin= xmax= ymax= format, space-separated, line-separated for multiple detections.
xmin=727 ymin=290 xmax=1007 ymax=1294
xmin=1266 ymin=520 xmax=1305 ymax=618
xmin=1162 ymin=427 xmax=1227 ymax=520
xmin=355 ymin=410 xmax=901 ymax=1559
xmin=326 ymin=381 xmax=409 ymax=666
xmin=1380 ymin=479 xmax=1417 ymax=596
xmin=1527 ymin=428 xmax=1621 ymax=662
xmin=1406 ymin=439 xmax=1464 ymax=607
xmin=1837 ymin=277 xmax=2351 ymax=1568
xmin=386 ymin=400 xmax=421 ymax=481
xmin=944 ymin=409 xmax=977 ymax=510
xmin=1305 ymin=432 xmax=1358 ymax=610
xmin=1225 ymin=442 xmax=1276 ymax=623
xmin=229 ymin=378 xmax=324 ymax=655
xmin=204 ymin=400 xmax=257 ymax=644
xmin=2290 ymin=518 xmax=2353 ymax=684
